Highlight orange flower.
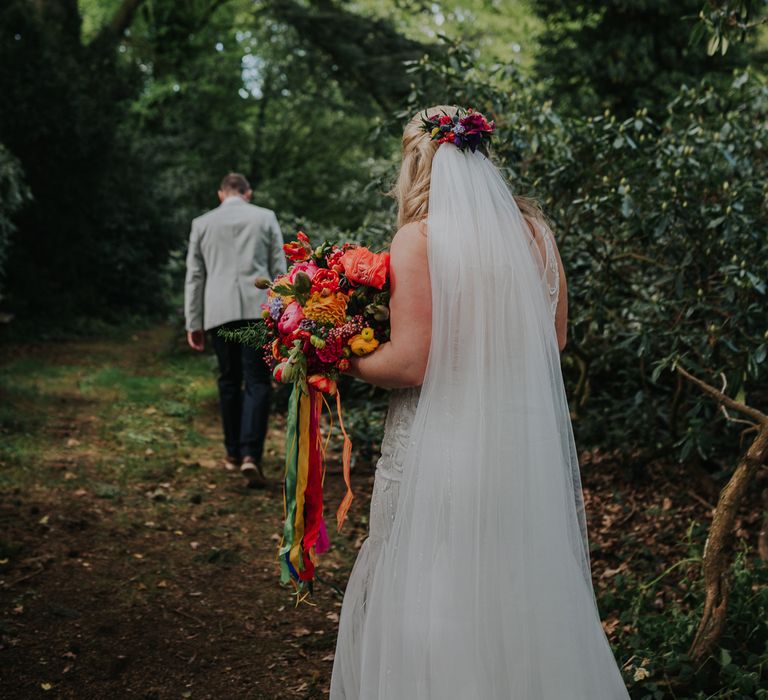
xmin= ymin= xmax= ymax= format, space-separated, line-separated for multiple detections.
xmin=340 ymin=247 xmax=390 ymax=289
xmin=303 ymin=291 xmax=348 ymax=326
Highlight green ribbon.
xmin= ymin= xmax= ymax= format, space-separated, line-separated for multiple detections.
xmin=279 ymin=383 xmax=301 ymax=583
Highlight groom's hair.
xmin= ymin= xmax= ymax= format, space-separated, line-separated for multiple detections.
xmin=219 ymin=172 xmax=251 ymax=194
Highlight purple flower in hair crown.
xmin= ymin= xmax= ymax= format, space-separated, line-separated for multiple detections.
xmin=419 ymin=107 xmax=495 ymax=153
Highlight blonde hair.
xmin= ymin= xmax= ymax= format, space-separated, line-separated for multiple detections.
xmin=392 ymin=106 xmax=549 ymax=235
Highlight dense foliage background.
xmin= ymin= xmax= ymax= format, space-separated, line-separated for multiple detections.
xmin=1 ymin=1 xmax=767 ymax=697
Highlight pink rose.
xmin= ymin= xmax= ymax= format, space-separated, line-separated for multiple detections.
xmin=288 ymin=260 xmax=319 ymax=283
xmin=278 ymin=301 xmax=304 ymax=335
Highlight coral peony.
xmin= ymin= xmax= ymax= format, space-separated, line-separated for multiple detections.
xmin=340 ymin=247 xmax=390 ymax=289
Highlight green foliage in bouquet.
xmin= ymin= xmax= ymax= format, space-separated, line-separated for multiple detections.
xmin=218 ymin=321 xmax=271 ymax=351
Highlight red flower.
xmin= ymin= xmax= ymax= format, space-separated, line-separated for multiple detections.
xmin=307 ymin=374 xmax=337 ymax=395
xmin=311 ymin=268 xmax=341 ymax=293
xmin=460 ymin=112 xmax=494 ymax=135
xmin=340 ymin=247 xmax=390 ymax=289
xmin=438 ymin=115 xmax=452 ymax=125
xmin=284 ymin=243 xmax=309 ymax=262
xmin=316 ymin=334 xmax=343 ymax=363
xmin=283 ymin=231 xmax=313 ymax=262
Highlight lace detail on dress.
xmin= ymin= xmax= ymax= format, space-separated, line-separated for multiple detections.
xmin=374 ymin=386 xmax=421 ymax=482
xmin=541 ymin=224 xmax=560 ymax=318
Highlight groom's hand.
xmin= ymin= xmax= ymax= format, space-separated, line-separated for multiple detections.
xmin=187 ymin=329 xmax=205 ymax=352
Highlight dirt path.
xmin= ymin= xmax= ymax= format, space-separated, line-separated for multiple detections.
xmin=0 ymin=325 xmax=374 ymax=699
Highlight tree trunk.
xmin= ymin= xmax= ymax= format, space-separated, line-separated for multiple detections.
xmin=676 ymin=365 xmax=768 ymax=663
xmin=758 ymin=487 xmax=768 ymax=562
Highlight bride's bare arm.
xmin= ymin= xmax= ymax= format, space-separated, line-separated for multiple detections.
xmin=345 ymin=222 xmax=431 ymax=389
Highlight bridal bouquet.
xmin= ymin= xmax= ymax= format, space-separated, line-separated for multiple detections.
xmin=262 ymin=231 xmax=391 ymax=390
xmin=220 ymin=231 xmax=390 ymax=594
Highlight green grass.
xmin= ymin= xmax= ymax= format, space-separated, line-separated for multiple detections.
xmin=0 ymin=326 xmax=220 ymax=493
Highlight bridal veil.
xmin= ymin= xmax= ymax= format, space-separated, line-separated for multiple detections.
xmin=355 ymin=145 xmax=630 ymax=699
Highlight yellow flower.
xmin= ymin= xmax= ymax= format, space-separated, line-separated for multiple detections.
xmin=303 ymin=292 xmax=348 ymax=326
xmin=431 ymin=127 xmax=440 ymax=137
xmin=349 ymin=334 xmax=379 ymax=356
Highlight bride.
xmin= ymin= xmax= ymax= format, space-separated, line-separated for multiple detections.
xmin=330 ymin=106 xmax=630 ymax=699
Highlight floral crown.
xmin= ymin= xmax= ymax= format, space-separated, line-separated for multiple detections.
xmin=419 ymin=107 xmax=495 ymax=153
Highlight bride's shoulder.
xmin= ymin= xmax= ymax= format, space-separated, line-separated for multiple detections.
xmin=389 ymin=221 xmax=428 ymax=270
xmin=392 ymin=220 xmax=428 ymax=247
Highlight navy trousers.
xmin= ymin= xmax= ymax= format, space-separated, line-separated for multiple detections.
xmin=209 ymin=320 xmax=272 ymax=463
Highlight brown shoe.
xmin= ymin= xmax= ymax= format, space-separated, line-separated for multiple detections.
xmin=224 ymin=454 xmax=241 ymax=471
xmin=241 ymin=456 xmax=267 ymax=488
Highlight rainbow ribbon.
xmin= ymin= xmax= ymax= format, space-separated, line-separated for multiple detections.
xmin=279 ymin=383 xmax=353 ymax=593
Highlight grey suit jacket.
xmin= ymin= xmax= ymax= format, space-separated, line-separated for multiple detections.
xmin=184 ymin=197 xmax=287 ymax=331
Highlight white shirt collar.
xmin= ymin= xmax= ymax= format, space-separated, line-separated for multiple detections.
xmin=222 ymin=195 xmax=246 ymax=205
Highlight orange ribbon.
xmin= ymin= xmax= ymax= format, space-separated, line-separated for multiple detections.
xmin=335 ymin=389 xmax=353 ymax=530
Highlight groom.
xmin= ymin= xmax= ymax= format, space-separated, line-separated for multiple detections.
xmin=184 ymin=173 xmax=286 ymax=485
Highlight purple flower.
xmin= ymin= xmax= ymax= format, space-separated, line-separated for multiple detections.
xmin=299 ymin=319 xmax=316 ymax=331
xmin=268 ymin=296 xmax=284 ymax=320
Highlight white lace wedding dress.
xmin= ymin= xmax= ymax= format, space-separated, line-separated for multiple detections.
xmin=330 ymin=145 xmax=630 ymax=699
xmin=331 ymin=386 xmax=421 ymax=698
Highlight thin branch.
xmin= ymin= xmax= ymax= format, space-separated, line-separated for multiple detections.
xmin=675 ymin=363 xmax=768 ymax=426
xmin=716 ymin=372 xmax=756 ymax=426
